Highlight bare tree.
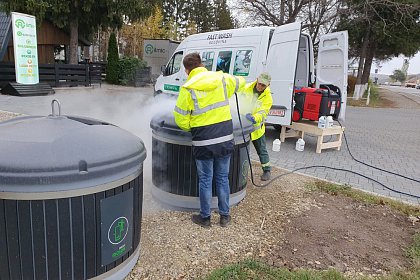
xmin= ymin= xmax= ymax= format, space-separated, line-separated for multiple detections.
xmin=302 ymin=0 xmax=343 ymax=45
xmin=231 ymin=0 xmax=310 ymax=26
xmin=231 ymin=0 xmax=343 ymax=44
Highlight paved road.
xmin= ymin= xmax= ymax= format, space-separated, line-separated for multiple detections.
xmin=1 ymin=85 xmax=419 ymax=204
xmin=257 ymin=105 xmax=420 ymax=205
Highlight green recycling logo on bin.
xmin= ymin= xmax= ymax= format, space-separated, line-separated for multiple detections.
xmin=108 ymin=216 xmax=129 ymax=245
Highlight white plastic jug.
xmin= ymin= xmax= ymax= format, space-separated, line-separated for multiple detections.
xmin=295 ymin=138 xmax=305 ymax=152
xmin=327 ymin=116 xmax=334 ymax=127
xmin=272 ymin=139 xmax=281 ymax=152
xmin=318 ymin=116 xmax=327 ymax=128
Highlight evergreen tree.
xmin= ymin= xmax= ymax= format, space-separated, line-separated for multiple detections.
xmin=189 ymin=0 xmax=214 ymax=33
xmin=162 ymin=0 xmax=188 ymax=40
xmin=162 ymin=0 xmax=216 ymax=39
xmin=106 ymin=33 xmax=119 ymax=84
xmin=214 ymin=0 xmax=234 ymax=30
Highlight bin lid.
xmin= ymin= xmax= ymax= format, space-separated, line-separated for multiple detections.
xmin=150 ymin=111 xmax=255 ymax=138
xmin=0 ymin=114 xmax=147 ymax=194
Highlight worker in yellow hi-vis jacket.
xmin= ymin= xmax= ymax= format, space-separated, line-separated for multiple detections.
xmin=173 ymin=52 xmax=245 ymax=228
xmin=241 ymin=72 xmax=273 ymax=181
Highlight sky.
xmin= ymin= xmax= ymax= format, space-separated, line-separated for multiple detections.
xmin=373 ymin=51 xmax=420 ymax=75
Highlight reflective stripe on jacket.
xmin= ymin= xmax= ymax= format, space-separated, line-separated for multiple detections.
xmin=173 ymin=67 xmax=245 ymax=159
xmin=242 ymin=81 xmax=273 ymax=141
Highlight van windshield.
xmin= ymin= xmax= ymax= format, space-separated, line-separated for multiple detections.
xmin=164 ymin=51 xmax=183 ymax=76
xmin=216 ymin=51 xmax=232 ymax=73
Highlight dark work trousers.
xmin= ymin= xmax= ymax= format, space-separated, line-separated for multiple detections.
xmin=252 ymin=134 xmax=271 ymax=172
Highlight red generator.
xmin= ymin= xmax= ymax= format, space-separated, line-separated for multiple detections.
xmin=292 ymin=84 xmax=341 ymax=122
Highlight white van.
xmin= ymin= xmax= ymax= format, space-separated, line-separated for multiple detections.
xmin=154 ymin=22 xmax=348 ymax=125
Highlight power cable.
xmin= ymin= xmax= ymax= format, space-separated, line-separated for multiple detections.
xmin=337 ymin=120 xmax=420 ymax=184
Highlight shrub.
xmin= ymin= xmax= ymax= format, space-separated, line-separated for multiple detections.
xmin=118 ymin=57 xmax=147 ymax=85
xmin=106 ymin=33 xmax=119 ymax=84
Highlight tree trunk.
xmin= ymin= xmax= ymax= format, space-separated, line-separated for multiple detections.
xmin=69 ymin=18 xmax=79 ymax=64
xmin=361 ymin=43 xmax=376 ymax=85
xmin=354 ymin=30 xmax=370 ymax=100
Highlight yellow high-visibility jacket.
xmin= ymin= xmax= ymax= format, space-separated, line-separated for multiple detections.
xmin=242 ymin=81 xmax=273 ymax=141
xmin=173 ymin=67 xmax=245 ymax=159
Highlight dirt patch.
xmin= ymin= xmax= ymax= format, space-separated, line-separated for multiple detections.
xmin=129 ymin=165 xmax=420 ymax=280
xmin=347 ymin=92 xmax=396 ymax=108
xmin=130 ymin=168 xmax=314 ymax=280
xmin=376 ymin=88 xmax=420 ymax=109
xmin=347 ymin=87 xmax=420 ymax=109
xmin=263 ymin=191 xmax=419 ymax=277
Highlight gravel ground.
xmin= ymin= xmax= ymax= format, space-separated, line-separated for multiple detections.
xmin=130 ymin=168 xmax=314 ymax=280
xmin=0 ymin=110 xmax=21 ymax=121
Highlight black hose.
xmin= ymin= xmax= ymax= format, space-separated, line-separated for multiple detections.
xmin=337 ymin=120 xmax=420 ymax=184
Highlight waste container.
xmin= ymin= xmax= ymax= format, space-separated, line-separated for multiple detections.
xmin=0 ymin=101 xmax=146 ymax=280
xmin=150 ymin=111 xmax=253 ymax=209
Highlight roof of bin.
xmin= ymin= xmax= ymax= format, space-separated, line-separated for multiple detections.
xmin=150 ymin=111 xmax=255 ymax=141
xmin=0 ymin=115 xmax=146 ymax=196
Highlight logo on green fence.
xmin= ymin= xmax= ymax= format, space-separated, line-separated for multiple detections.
xmin=145 ymin=44 xmax=154 ymax=55
xmin=15 ymin=19 xmax=25 ymax=28
xmin=108 ymin=217 xmax=129 ymax=245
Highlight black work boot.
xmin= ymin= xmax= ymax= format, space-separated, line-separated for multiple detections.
xmin=220 ymin=215 xmax=231 ymax=227
xmin=260 ymin=170 xmax=271 ymax=181
xmin=191 ymin=214 xmax=211 ymax=228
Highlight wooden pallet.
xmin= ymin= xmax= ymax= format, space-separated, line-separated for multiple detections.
xmin=280 ymin=120 xmax=345 ymax=153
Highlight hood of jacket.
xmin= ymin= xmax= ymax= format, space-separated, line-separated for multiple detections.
xmin=183 ymin=67 xmax=224 ymax=92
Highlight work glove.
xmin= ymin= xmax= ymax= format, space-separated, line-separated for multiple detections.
xmin=246 ymin=113 xmax=256 ymax=124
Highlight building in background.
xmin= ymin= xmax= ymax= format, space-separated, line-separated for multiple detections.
xmin=143 ymin=39 xmax=179 ymax=79
xmin=0 ymin=12 xmax=90 ymax=64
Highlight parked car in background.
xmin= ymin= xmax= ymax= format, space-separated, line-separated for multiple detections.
xmin=405 ymin=82 xmax=416 ymax=88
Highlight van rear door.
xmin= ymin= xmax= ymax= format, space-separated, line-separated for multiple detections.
xmin=316 ymin=31 xmax=348 ymax=120
xmin=265 ymin=22 xmax=302 ymax=126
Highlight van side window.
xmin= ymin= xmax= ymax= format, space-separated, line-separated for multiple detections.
xmin=164 ymin=51 xmax=183 ymax=76
xmin=234 ymin=50 xmax=253 ymax=76
xmin=216 ymin=51 xmax=232 ymax=73
xmin=201 ymin=52 xmax=215 ymax=71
